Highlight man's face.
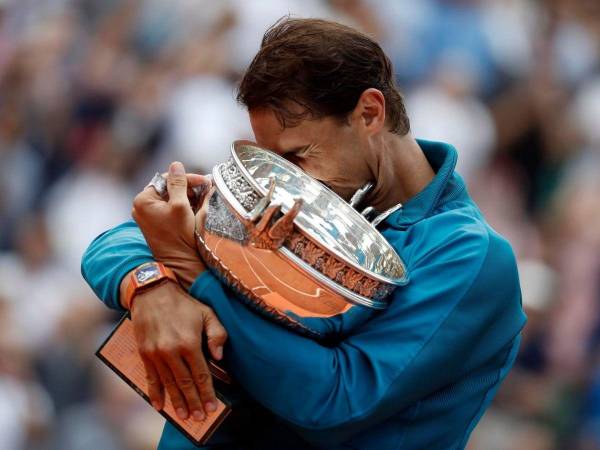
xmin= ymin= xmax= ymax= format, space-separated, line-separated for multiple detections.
xmin=249 ymin=107 xmax=373 ymax=201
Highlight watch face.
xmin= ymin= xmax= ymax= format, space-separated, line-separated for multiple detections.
xmin=136 ymin=265 xmax=160 ymax=284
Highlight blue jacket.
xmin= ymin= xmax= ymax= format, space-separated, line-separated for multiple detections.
xmin=81 ymin=140 xmax=526 ymax=449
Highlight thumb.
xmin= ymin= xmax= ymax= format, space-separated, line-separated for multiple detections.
xmin=167 ymin=161 xmax=189 ymax=207
xmin=203 ymin=309 xmax=227 ymax=361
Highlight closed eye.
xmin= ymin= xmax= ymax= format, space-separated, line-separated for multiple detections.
xmin=294 ymin=144 xmax=314 ymax=158
xmin=282 ymin=145 xmax=310 ymax=165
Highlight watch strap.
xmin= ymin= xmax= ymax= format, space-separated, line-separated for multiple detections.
xmin=124 ymin=262 xmax=178 ymax=312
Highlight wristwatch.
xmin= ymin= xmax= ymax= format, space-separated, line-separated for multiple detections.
xmin=124 ymin=262 xmax=178 ymax=312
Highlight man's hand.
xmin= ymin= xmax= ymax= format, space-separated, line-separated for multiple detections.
xmin=124 ymin=278 xmax=227 ymax=422
xmin=132 ymin=161 xmax=208 ymax=288
xmin=129 ymin=161 xmax=227 ymax=421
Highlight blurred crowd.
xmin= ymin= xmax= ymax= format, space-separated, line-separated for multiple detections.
xmin=1 ymin=0 xmax=599 ymax=449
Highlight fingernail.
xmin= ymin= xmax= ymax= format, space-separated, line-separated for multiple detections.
xmin=170 ymin=161 xmax=185 ymax=175
xmin=215 ymin=346 xmax=223 ymax=360
xmin=176 ymin=408 xmax=188 ymax=419
xmin=193 ymin=410 xmax=205 ymax=421
xmin=205 ymin=401 xmax=217 ymax=412
xmin=152 ymin=401 xmax=161 ymax=411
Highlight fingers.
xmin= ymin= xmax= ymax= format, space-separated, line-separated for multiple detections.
xmin=153 ymin=171 xmax=210 ymax=211
xmin=167 ymin=161 xmax=191 ymax=210
xmin=187 ymin=173 xmax=211 ymax=187
xmin=164 ymin=352 xmax=208 ymax=422
xmin=139 ymin=170 xmax=208 ymax=208
xmin=152 ymin=356 xmax=189 ymax=420
xmin=203 ymin=308 xmax=228 ymax=361
xmin=160 ymin=172 xmax=209 ymax=188
xmin=140 ymin=353 xmax=165 ymax=411
xmin=153 ymin=340 xmax=220 ymax=421
xmin=182 ymin=346 xmax=217 ymax=418
xmin=188 ymin=175 xmax=212 ymax=214
xmin=140 ymin=339 xmax=220 ymax=423
xmin=133 ymin=184 xmax=163 ymax=213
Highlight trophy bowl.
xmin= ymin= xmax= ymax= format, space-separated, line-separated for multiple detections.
xmin=192 ymin=140 xmax=409 ymax=337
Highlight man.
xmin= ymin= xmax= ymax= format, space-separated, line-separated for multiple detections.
xmin=81 ymin=18 xmax=526 ymax=449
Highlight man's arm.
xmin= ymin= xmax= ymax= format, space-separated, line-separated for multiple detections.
xmin=82 ymin=220 xmax=154 ymax=312
xmin=81 ymin=219 xmax=526 ymax=446
xmin=81 ymin=220 xmax=227 ymax=422
xmin=189 ymin=227 xmax=526 ymax=445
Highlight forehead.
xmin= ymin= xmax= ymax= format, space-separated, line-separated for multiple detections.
xmin=249 ymin=108 xmax=335 ymax=154
xmin=248 ymin=109 xmax=284 ymax=151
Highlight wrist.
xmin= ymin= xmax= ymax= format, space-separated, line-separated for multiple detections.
xmin=122 ymin=262 xmax=178 ymax=311
xmin=129 ymin=278 xmax=173 ymax=313
xmin=162 ymin=259 xmax=206 ymax=291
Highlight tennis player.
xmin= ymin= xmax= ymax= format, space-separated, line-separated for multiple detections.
xmin=82 ymin=18 xmax=526 ymax=450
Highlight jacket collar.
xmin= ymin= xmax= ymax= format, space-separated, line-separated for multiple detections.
xmin=382 ymin=139 xmax=465 ymax=229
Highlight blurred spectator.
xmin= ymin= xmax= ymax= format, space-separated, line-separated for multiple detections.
xmin=50 ymin=325 xmax=165 ymax=450
xmin=0 ymin=295 xmax=54 ymax=450
xmin=0 ymin=213 xmax=88 ymax=352
xmin=165 ymin=76 xmax=252 ymax=174
xmin=406 ymin=55 xmax=496 ymax=181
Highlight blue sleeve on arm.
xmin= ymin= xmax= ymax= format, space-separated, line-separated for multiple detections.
xmin=81 ymin=220 xmax=154 ymax=311
xmin=80 ymin=218 xmax=526 ymax=447
xmin=189 ymin=224 xmax=526 ymax=446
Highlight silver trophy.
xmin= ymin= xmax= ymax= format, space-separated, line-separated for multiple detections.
xmin=151 ymin=140 xmax=409 ymax=336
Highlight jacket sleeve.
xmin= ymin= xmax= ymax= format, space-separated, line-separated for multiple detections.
xmin=80 ymin=219 xmax=526 ymax=446
xmin=81 ymin=220 xmax=154 ymax=312
xmin=188 ymin=223 xmax=525 ymax=446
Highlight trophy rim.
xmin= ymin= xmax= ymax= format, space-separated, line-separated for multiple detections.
xmin=210 ymin=169 xmax=396 ymax=309
xmin=227 ymin=140 xmax=409 ymax=287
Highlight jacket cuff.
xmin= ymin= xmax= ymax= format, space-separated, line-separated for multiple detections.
xmin=111 ymin=257 xmax=155 ymax=311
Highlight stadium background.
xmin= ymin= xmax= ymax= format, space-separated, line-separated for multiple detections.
xmin=1 ymin=0 xmax=600 ymax=449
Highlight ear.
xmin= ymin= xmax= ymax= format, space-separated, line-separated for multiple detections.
xmin=351 ymin=88 xmax=386 ymax=135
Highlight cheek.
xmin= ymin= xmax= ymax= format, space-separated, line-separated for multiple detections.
xmin=295 ymin=155 xmax=334 ymax=181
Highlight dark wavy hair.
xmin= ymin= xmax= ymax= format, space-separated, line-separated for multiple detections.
xmin=236 ymin=17 xmax=410 ymax=135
